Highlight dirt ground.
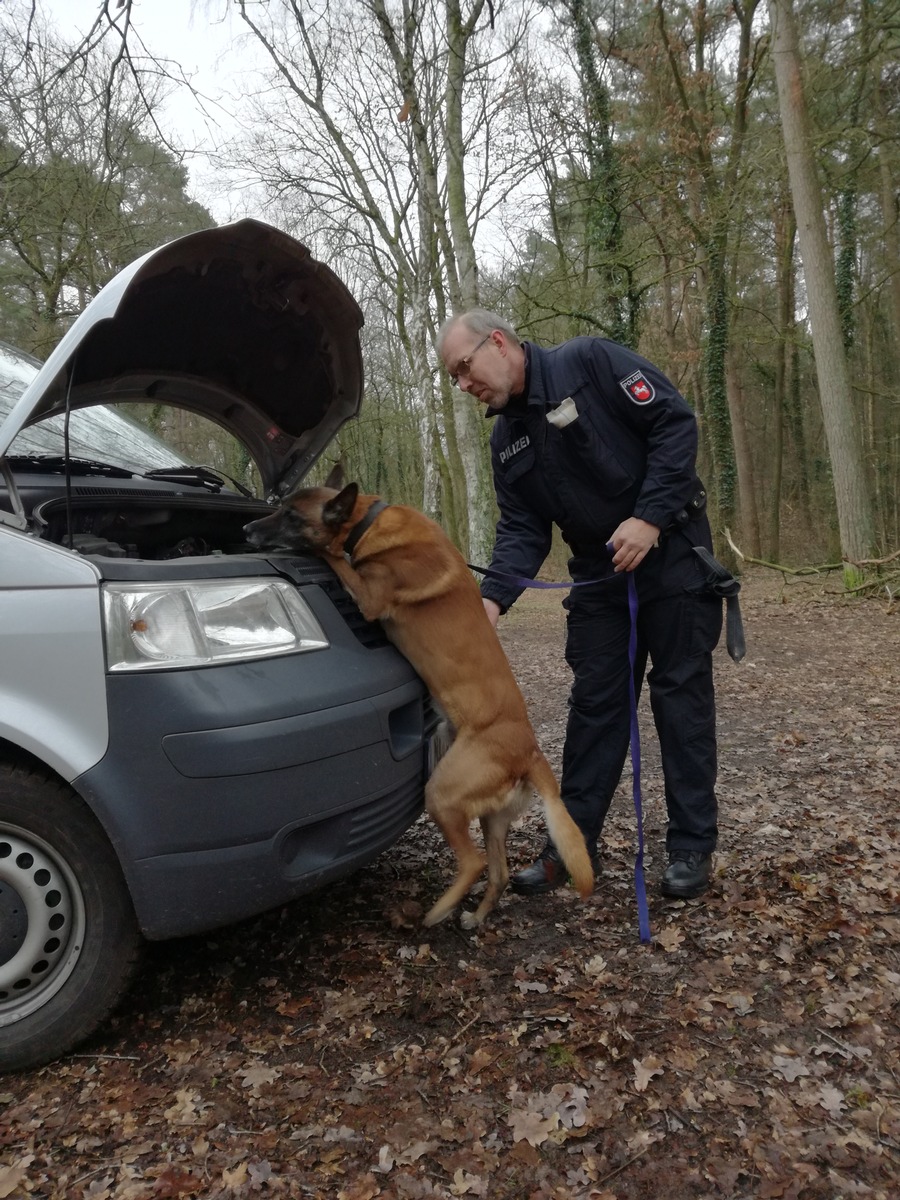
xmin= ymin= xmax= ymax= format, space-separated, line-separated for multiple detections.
xmin=1 ymin=570 xmax=898 ymax=1199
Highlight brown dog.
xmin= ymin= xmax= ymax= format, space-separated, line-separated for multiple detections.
xmin=244 ymin=466 xmax=593 ymax=928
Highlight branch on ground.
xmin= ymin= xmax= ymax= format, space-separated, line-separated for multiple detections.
xmin=723 ymin=530 xmax=900 ymax=605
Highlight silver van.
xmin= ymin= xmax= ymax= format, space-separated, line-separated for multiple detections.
xmin=0 ymin=220 xmax=434 ymax=1071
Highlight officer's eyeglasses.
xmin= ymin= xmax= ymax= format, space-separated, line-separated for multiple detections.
xmin=449 ymin=333 xmax=492 ymax=387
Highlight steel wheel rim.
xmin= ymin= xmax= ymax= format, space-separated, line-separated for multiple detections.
xmin=0 ymin=823 xmax=87 ymax=1026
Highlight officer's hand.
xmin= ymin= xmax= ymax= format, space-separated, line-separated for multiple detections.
xmin=483 ymin=598 xmax=501 ymax=628
xmin=609 ymin=518 xmax=661 ymax=572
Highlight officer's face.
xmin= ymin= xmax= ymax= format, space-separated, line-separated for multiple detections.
xmin=442 ymin=326 xmax=523 ymax=410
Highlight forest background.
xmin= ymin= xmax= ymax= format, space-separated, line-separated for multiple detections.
xmin=1 ymin=0 xmax=898 ymax=591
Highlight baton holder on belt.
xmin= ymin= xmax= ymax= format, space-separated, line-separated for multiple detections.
xmin=692 ymin=546 xmax=746 ymax=662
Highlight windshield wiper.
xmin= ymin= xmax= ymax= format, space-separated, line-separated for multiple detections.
xmin=6 ymin=455 xmax=135 ymax=478
xmin=142 ymin=465 xmax=226 ymax=492
xmin=143 ymin=465 xmax=253 ymax=497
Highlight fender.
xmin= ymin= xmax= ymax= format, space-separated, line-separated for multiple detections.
xmin=0 ymin=527 xmax=109 ymax=779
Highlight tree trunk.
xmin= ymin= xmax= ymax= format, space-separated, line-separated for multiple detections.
xmin=409 ymin=332 xmax=442 ymax=522
xmin=726 ymin=356 xmax=761 ymax=556
xmin=769 ymin=199 xmax=794 ymax=560
xmin=653 ymin=0 xmax=759 ymax=557
xmin=439 ymin=0 xmax=499 ymax=564
xmin=702 ymin=235 xmax=737 ymax=538
xmin=767 ymin=0 xmax=876 ymax=580
xmin=569 ymin=0 xmax=634 ymax=346
xmin=874 ymin=70 xmax=900 ymax=371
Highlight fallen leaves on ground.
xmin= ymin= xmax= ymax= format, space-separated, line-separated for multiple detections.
xmin=1 ymin=571 xmax=898 ymax=1198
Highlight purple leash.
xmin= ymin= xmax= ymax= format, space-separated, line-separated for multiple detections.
xmin=623 ymin=569 xmax=651 ymax=943
xmin=468 ymin=555 xmax=652 ymax=944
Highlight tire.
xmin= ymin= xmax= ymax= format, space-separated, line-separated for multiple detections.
xmin=0 ymin=759 xmax=142 ymax=1072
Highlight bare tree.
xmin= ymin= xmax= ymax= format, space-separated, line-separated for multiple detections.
xmin=767 ymin=0 xmax=876 ymax=581
xmin=228 ymin=0 xmax=542 ymax=560
xmin=0 ymin=5 xmax=212 ymax=354
xmin=14 ymin=0 xmax=896 ymax=560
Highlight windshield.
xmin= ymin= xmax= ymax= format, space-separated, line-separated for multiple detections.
xmin=0 ymin=342 xmax=191 ymax=474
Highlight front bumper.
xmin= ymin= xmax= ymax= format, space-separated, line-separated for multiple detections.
xmin=75 ymin=583 xmax=434 ymax=939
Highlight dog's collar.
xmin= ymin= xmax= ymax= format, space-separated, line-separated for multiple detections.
xmin=344 ymin=499 xmax=390 ymax=559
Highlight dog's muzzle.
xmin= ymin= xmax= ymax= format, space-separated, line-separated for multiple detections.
xmin=243 ymin=510 xmax=284 ymax=548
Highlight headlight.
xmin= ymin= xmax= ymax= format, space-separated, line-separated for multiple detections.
xmin=102 ymin=580 xmax=329 ymax=671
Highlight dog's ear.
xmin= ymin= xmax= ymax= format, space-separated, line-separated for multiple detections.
xmin=323 ymin=463 xmax=345 ymax=491
xmin=322 ymin=482 xmax=359 ymax=529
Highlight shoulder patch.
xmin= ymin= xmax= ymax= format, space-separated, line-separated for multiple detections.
xmin=619 ymin=370 xmax=656 ymax=405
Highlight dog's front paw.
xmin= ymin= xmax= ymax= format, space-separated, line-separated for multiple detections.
xmin=459 ymin=910 xmax=483 ymax=931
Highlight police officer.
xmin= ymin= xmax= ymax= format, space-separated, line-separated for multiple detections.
xmin=438 ymin=309 xmax=723 ymax=900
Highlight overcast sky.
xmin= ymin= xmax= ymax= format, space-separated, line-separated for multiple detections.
xmin=41 ymin=0 xmax=259 ymax=220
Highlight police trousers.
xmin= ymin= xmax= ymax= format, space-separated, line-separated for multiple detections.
xmin=560 ymin=538 xmax=722 ymax=855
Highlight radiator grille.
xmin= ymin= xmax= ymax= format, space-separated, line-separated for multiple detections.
xmin=315 ymin=572 xmax=391 ymax=649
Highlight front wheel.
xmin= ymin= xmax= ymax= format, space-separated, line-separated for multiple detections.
xmin=0 ymin=759 xmax=142 ymax=1072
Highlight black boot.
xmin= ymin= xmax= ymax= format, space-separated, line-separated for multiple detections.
xmin=510 ymin=841 xmax=598 ymax=896
xmin=660 ymin=850 xmax=712 ymax=899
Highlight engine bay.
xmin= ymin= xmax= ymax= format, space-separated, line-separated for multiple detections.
xmin=32 ymin=493 xmax=275 ymax=559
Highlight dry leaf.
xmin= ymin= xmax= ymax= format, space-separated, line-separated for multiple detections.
xmin=633 ymin=1055 xmax=665 ymax=1092
xmin=625 ymin=1128 xmax=666 ymax=1152
xmin=817 ymin=1084 xmax=847 ymax=1119
xmin=221 ymin=1161 xmax=249 ymax=1188
xmin=721 ymin=991 xmax=756 ymax=1015
xmin=0 ymin=1156 xmax=34 ymax=1199
xmin=771 ymin=1055 xmax=812 ymax=1082
xmin=394 ymin=1140 xmax=438 ymax=1164
xmin=656 ymin=926 xmax=685 ymax=952
xmin=450 ymin=1168 xmax=489 ymax=1196
xmin=584 ymin=954 xmax=609 ymax=976
xmin=238 ymin=1063 xmax=282 ymax=1092
xmin=337 ymin=1175 xmax=381 ymax=1200
xmin=373 ymin=1144 xmax=394 ymax=1173
xmin=773 ymin=942 xmax=796 ymax=964
xmin=163 ymin=1089 xmax=202 ymax=1124
xmin=508 ymin=1108 xmax=560 ymax=1146
xmin=515 ymin=979 xmax=548 ymax=993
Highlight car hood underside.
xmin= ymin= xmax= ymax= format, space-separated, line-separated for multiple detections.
xmin=0 ymin=220 xmax=365 ymax=497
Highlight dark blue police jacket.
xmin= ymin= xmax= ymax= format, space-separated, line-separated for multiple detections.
xmin=481 ymin=337 xmax=709 ymax=613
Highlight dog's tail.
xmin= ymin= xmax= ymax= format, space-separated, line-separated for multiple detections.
xmin=527 ymin=754 xmax=594 ymax=898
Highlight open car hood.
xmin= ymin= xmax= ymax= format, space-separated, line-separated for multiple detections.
xmin=0 ymin=219 xmax=364 ymax=496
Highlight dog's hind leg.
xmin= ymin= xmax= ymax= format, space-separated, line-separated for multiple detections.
xmin=459 ymin=790 xmax=527 ymax=929
xmin=422 ymin=744 xmax=524 ymax=928
xmin=422 ymin=806 xmax=486 ymax=927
